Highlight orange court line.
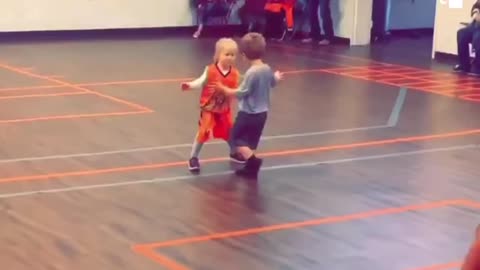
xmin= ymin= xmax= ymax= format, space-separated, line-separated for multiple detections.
xmin=0 ymin=63 xmax=153 ymax=113
xmin=407 ymin=262 xmax=462 ymax=270
xmin=0 ymin=78 xmax=192 ymax=93
xmin=0 ymin=64 xmax=471 ymax=106
xmin=0 ymin=128 xmax=478 ymax=184
xmin=271 ymin=43 xmax=390 ymax=66
xmin=134 ymin=247 xmax=190 ymax=270
xmin=0 ymin=110 xmax=148 ymax=124
xmin=0 ymin=91 xmax=86 ymax=100
xmin=0 ymin=84 xmax=65 ymax=92
xmin=322 ymin=70 xmax=457 ymax=98
xmin=275 ymin=43 xmax=474 ymax=85
xmin=132 ymin=199 xmax=478 ymax=270
xmin=0 ymin=67 xmax=329 ymax=93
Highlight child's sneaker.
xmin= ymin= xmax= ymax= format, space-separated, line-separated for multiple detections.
xmin=188 ymin=157 xmax=200 ymax=172
xmin=235 ymin=156 xmax=262 ymax=179
xmin=230 ymin=153 xmax=246 ymax=164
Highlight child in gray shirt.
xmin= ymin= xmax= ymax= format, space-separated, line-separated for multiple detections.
xmin=217 ymin=32 xmax=283 ymax=179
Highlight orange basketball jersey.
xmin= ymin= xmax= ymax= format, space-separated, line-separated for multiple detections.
xmin=199 ymin=64 xmax=239 ymax=113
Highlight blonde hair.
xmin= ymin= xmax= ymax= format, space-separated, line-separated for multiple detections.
xmin=213 ymin=38 xmax=238 ymax=62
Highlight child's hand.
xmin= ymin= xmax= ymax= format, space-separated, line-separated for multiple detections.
xmin=274 ymin=71 xmax=284 ymax=81
xmin=215 ymin=81 xmax=225 ymax=92
xmin=181 ymin=82 xmax=190 ymax=91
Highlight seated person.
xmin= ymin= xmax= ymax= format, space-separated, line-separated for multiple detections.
xmin=238 ymin=0 xmax=268 ymax=34
xmin=454 ymin=0 xmax=480 ymax=74
xmin=264 ymin=0 xmax=296 ymax=40
xmin=193 ymin=0 xmax=231 ymax=38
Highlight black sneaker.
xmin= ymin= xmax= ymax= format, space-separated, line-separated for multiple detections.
xmin=188 ymin=157 xmax=200 ymax=172
xmin=468 ymin=66 xmax=480 ymax=76
xmin=453 ymin=64 xmax=470 ymax=73
xmin=230 ymin=153 xmax=246 ymax=164
xmin=235 ymin=156 xmax=263 ymax=179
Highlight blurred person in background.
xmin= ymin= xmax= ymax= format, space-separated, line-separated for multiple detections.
xmin=301 ymin=0 xmax=333 ymax=45
xmin=453 ymin=0 xmax=480 ymax=74
xmin=193 ymin=0 xmax=231 ymax=38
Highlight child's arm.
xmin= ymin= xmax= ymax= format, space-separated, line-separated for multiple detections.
xmin=218 ymin=69 xmax=283 ymax=96
xmin=273 ymin=70 xmax=283 ymax=86
xmin=182 ymin=67 xmax=208 ymax=91
xmin=216 ymin=72 xmax=254 ymax=97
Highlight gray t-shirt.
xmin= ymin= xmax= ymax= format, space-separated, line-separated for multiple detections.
xmin=236 ymin=64 xmax=276 ymax=114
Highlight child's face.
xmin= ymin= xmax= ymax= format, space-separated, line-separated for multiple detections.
xmin=218 ymin=48 xmax=237 ymax=66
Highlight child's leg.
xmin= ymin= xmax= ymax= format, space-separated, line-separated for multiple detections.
xmin=232 ymin=112 xmax=267 ymax=178
xmin=188 ymin=133 xmax=202 ymax=172
xmin=190 ymin=132 xmax=204 ymax=158
xmin=188 ymin=111 xmax=213 ymax=172
xmin=230 ymin=112 xmax=252 ymax=159
xmin=212 ymin=112 xmax=245 ymax=163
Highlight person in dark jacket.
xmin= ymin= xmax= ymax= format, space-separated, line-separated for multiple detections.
xmin=454 ymin=0 xmax=480 ymax=74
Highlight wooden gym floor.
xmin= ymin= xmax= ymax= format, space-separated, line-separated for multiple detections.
xmin=0 ymin=34 xmax=479 ymax=270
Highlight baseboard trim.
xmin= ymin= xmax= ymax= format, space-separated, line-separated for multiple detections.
xmin=389 ymin=28 xmax=434 ymax=36
xmin=434 ymin=52 xmax=457 ymax=62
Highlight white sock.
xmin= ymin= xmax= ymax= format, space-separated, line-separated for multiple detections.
xmin=190 ymin=140 xmax=203 ymax=158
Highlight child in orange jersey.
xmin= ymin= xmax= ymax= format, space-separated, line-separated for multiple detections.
xmin=182 ymin=38 xmax=245 ymax=172
xmin=461 ymin=224 xmax=480 ymax=270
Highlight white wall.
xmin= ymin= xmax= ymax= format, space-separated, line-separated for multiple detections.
xmin=433 ymin=0 xmax=476 ymax=56
xmin=0 ymin=0 xmax=371 ymax=45
xmin=0 ymin=0 xmax=194 ymax=31
xmin=387 ymin=0 xmax=436 ymax=30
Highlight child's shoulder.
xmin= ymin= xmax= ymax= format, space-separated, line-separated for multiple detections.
xmin=246 ymin=64 xmax=273 ymax=75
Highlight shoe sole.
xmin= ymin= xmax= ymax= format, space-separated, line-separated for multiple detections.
xmin=189 ymin=168 xmax=200 ymax=174
xmin=230 ymin=158 xmax=246 ymax=164
xmin=188 ymin=163 xmax=200 ymax=172
xmin=235 ymin=159 xmax=263 ymax=179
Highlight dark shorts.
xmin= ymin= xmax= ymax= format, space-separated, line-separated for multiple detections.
xmin=230 ymin=111 xmax=268 ymax=150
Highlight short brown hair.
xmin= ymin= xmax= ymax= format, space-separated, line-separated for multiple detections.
xmin=240 ymin=32 xmax=266 ymax=60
